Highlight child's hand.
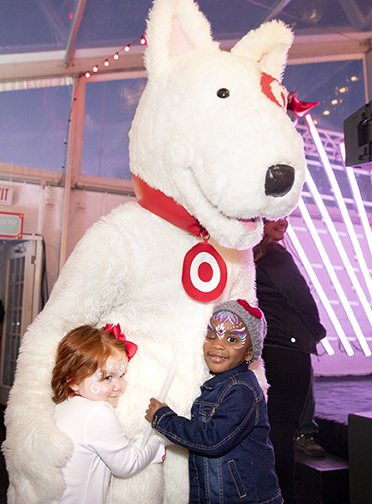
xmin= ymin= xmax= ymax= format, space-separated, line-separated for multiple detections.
xmin=145 ymin=397 xmax=167 ymax=422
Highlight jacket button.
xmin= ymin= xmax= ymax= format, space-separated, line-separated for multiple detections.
xmin=193 ymin=476 xmax=198 ymax=481
xmin=291 ymin=337 xmax=296 ymax=343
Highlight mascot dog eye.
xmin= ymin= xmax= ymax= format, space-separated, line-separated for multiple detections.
xmin=217 ymin=88 xmax=230 ymax=98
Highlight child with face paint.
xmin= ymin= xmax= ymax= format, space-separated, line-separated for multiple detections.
xmin=145 ymin=299 xmax=283 ymax=504
xmin=51 ymin=324 xmax=165 ymax=504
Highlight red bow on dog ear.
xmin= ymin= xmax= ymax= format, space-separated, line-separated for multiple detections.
xmin=104 ymin=323 xmax=138 ymax=361
xmin=287 ymin=92 xmax=320 ymax=118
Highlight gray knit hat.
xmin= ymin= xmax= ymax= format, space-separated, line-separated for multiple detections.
xmin=212 ymin=299 xmax=267 ymax=362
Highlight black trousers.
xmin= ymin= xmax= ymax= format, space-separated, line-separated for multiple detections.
xmin=262 ymin=345 xmax=312 ymax=504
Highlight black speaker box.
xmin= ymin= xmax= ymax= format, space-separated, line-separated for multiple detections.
xmin=348 ymin=411 xmax=372 ymax=503
xmin=343 ymin=100 xmax=372 ymax=169
xmin=295 ymin=451 xmax=349 ymax=504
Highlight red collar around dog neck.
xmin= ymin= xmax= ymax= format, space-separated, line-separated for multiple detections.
xmin=132 ymin=174 xmax=208 ymax=238
xmin=131 ymin=174 xmax=227 ymax=302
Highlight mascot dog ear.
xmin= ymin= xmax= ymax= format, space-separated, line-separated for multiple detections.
xmin=145 ymin=0 xmax=293 ymax=82
xmin=231 ymin=20 xmax=293 ymax=82
xmin=145 ymin=0 xmax=219 ymax=77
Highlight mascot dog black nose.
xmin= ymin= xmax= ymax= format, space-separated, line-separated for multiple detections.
xmin=265 ymin=164 xmax=295 ymax=197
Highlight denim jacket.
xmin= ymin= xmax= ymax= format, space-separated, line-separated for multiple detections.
xmin=152 ymin=363 xmax=282 ymax=504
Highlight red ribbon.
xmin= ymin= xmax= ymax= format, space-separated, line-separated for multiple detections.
xmin=104 ymin=323 xmax=138 ymax=361
xmin=287 ymin=92 xmax=320 ymax=118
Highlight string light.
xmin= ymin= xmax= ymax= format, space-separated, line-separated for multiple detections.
xmin=83 ymin=34 xmax=146 ymax=79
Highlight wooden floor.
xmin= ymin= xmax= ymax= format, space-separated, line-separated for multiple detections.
xmin=0 ymin=375 xmax=371 ymax=503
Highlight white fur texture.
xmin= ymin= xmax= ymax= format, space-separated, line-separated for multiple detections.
xmin=3 ymin=1 xmax=305 ymax=503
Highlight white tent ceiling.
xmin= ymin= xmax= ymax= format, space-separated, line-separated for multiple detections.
xmin=1 ymin=0 xmax=372 ymax=87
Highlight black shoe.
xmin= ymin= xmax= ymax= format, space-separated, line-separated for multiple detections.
xmin=295 ymin=433 xmax=326 ymax=458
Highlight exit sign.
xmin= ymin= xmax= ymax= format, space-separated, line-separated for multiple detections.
xmin=0 ymin=187 xmax=13 ymax=206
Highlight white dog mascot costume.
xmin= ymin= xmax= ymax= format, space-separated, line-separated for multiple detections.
xmin=3 ymin=0 xmax=306 ymax=502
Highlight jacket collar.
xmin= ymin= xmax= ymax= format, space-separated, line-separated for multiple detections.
xmin=202 ymin=362 xmax=249 ymax=391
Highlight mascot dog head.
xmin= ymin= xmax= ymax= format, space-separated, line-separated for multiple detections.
xmin=130 ymin=0 xmax=306 ymax=250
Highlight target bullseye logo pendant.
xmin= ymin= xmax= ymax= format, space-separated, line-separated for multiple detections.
xmin=182 ymin=241 xmax=227 ymax=302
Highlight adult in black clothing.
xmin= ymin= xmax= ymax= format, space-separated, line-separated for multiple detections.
xmin=253 ymin=217 xmax=326 ymax=504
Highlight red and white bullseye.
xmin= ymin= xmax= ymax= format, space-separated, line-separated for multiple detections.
xmin=190 ymin=251 xmax=220 ymax=291
xmin=182 ymin=242 xmax=227 ymax=302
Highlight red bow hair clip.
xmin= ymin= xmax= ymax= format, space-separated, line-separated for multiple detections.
xmin=104 ymin=323 xmax=138 ymax=361
xmin=237 ymin=299 xmax=263 ymax=319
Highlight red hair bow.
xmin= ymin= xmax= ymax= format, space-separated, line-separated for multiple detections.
xmin=104 ymin=323 xmax=138 ymax=361
xmin=237 ymin=299 xmax=263 ymax=319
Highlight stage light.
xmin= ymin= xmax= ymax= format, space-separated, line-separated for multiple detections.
xmin=85 ymin=71 xmax=91 ymax=79
xmin=140 ymin=36 xmax=146 ymax=45
xmin=92 ymin=65 xmax=98 ymax=73
xmin=293 ymin=200 xmax=357 ymax=355
xmin=300 ymin=131 xmax=371 ymax=356
xmin=306 ymin=115 xmax=372 ymax=304
xmin=124 ymin=45 xmax=130 ymax=53
xmin=304 ymin=169 xmax=371 ymax=356
xmin=340 ymin=142 xmax=372 ymax=260
xmin=104 ymin=60 xmax=110 ymax=67
xmin=113 ymin=53 xmax=119 ymax=61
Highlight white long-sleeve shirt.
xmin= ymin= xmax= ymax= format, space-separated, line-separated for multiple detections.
xmin=54 ymin=396 xmax=163 ymax=504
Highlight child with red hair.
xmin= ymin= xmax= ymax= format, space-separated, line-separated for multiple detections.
xmin=52 ymin=324 xmax=164 ymax=504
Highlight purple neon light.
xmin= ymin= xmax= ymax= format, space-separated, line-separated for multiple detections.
xmin=287 ymin=223 xmax=335 ymax=355
xmin=340 ymin=142 xmax=372 ymax=261
xmin=301 ymin=167 xmax=370 ymax=356
xmin=304 ymin=115 xmax=371 ymax=357
xmin=291 ymin=201 xmax=355 ymax=355
xmin=307 ymin=115 xmax=372 ymax=301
